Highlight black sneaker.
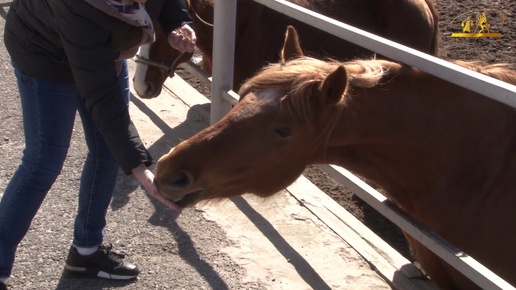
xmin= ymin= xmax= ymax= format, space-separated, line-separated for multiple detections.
xmin=0 ymin=282 xmax=7 ymax=290
xmin=64 ymin=244 xmax=140 ymax=280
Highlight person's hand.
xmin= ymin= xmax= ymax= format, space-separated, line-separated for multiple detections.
xmin=168 ymin=23 xmax=197 ymax=53
xmin=131 ymin=163 xmax=182 ymax=213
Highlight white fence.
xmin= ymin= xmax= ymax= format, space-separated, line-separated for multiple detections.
xmin=203 ymin=1 xmax=516 ymax=289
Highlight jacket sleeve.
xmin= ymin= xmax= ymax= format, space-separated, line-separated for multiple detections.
xmin=53 ymin=1 xmax=152 ymax=174
xmin=158 ymin=0 xmax=192 ymax=35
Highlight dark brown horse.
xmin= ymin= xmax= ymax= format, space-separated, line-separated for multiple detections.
xmin=133 ymin=0 xmax=439 ymax=98
xmin=133 ymin=21 xmax=193 ymax=98
xmin=154 ymin=27 xmax=516 ymax=289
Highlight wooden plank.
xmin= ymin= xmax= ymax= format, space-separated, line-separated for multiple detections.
xmin=286 ymin=176 xmax=439 ymax=290
xmin=163 ymin=73 xmax=211 ymax=122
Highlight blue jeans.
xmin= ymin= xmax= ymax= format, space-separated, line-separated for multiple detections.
xmin=0 ymin=61 xmax=130 ymax=278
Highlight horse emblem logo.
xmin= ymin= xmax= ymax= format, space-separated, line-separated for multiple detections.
xmin=450 ymin=9 xmax=505 ymax=38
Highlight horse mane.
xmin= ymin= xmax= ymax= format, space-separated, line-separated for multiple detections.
xmin=239 ymin=57 xmax=402 ymax=98
xmin=447 ymin=60 xmax=516 ymax=85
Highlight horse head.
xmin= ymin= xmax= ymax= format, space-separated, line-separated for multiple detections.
xmin=155 ymin=26 xmax=348 ymax=207
xmin=133 ymin=19 xmax=194 ymax=99
xmin=133 ymin=0 xmax=214 ymax=99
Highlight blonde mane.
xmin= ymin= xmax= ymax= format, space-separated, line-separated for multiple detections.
xmin=448 ymin=60 xmax=516 ymax=85
xmin=239 ymin=57 xmax=401 ymax=98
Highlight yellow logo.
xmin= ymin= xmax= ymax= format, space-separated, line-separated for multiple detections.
xmin=450 ymin=9 xmax=505 ymax=38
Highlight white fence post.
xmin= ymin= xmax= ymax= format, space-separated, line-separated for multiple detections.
xmin=211 ymin=0 xmax=237 ymax=124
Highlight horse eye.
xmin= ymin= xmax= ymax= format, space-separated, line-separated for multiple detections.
xmin=274 ymin=127 xmax=292 ymax=138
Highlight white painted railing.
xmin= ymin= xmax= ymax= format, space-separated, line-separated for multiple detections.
xmin=208 ymin=1 xmax=516 ymax=289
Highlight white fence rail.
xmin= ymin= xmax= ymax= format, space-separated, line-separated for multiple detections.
xmin=208 ymin=1 xmax=516 ymax=289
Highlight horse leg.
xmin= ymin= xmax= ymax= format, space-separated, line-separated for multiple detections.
xmin=405 ymin=235 xmax=482 ymax=290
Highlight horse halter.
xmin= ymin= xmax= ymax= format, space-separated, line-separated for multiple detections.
xmin=133 ymin=3 xmax=212 ymax=78
xmin=133 ymin=53 xmax=185 ymax=78
xmin=189 ymin=8 xmax=214 ymax=28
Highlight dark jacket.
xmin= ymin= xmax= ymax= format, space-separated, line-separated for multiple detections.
xmin=4 ymin=0 xmax=191 ymax=174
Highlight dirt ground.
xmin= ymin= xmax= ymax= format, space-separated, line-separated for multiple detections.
xmin=175 ymin=0 xmax=516 ymax=262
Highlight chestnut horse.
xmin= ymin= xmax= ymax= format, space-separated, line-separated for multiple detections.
xmin=155 ymin=27 xmax=516 ymax=289
xmin=133 ymin=0 xmax=439 ymax=98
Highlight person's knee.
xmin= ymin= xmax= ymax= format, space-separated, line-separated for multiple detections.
xmin=19 ymin=152 xmax=65 ymax=184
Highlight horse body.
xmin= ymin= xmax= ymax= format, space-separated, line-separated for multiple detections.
xmin=154 ymin=28 xmax=516 ymax=289
xmin=321 ymin=68 xmax=516 ymax=288
xmin=134 ymin=0 xmax=439 ymax=98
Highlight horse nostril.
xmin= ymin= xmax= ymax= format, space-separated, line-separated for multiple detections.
xmin=144 ymin=82 xmax=154 ymax=96
xmin=169 ymin=171 xmax=193 ymax=189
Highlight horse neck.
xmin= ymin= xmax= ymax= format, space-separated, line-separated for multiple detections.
xmin=316 ymin=73 xmax=516 ymax=211
xmin=188 ymin=0 xmax=214 ymax=66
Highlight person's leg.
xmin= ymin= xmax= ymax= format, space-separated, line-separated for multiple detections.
xmin=65 ymin=60 xmax=139 ymax=280
xmin=73 ymin=60 xmax=130 ymax=248
xmin=0 ymin=64 xmax=78 ymax=279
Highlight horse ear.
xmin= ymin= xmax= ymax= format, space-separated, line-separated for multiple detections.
xmin=281 ymin=26 xmax=304 ymax=64
xmin=319 ymin=66 xmax=348 ymax=106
